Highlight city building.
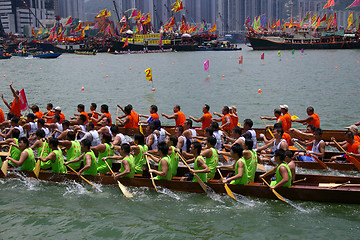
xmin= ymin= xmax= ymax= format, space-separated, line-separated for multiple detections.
xmin=57 ymin=0 xmax=85 ymax=21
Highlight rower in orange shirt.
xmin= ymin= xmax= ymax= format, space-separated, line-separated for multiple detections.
xmin=213 ymin=106 xmax=231 ymax=131
xmin=1 ymin=81 xmax=21 ymax=117
xmin=280 ymin=104 xmax=292 ymax=130
xmin=292 ymin=106 xmax=320 ymax=128
xmin=88 ymin=103 xmax=98 ymax=126
xmin=162 ymin=105 xmax=186 ymax=126
xmin=118 ymin=105 xmax=135 ymax=128
xmin=261 ymin=108 xmax=288 ymax=132
xmin=44 ymin=103 xmax=55 ymax=123
xmin=30 ymin=105 xmax=43 ymax=119
xmin=92 ymin=104 xmax=111 ymax=126
xmin=189 ymin=104 xmax=212 ymax=130
xmin=73 ymin=104 xmax=88 ymax=124
xmin=139 ymin=105 xmax=159 ymax=124
xmin=331 ymin=131 xmax=360 ymax=163
xmin=229 ymin=106 xmax=239 ymax=129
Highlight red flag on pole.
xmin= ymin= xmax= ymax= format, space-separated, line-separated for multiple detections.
xmin=19 ymin=89 xmax=28 ymax=111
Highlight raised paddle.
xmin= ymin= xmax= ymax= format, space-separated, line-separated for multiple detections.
xmin=104 ymin=160 xmax=133 ymax=198
xmin=177 ymin=152 xmax=207 ymax=193
xmin=67 ymin=165 xmax=96 ymax=188
xmin=261 ymin=177 xmax=289 ymax=204
xmin=34 ymin=140 xmax=47 ymax=178
xmin=293 ymin=140 xmax=328 ymax=169
xmin=115 ymin=107 xmax=119 ymax=126
xmin=145 ymin=155 xmax=158 ymax=192
xmin=1 ymin=146 xmax=11 ymax=176
xmin=216 ymin=168 xmax=236 ymax=200
xmin=261 ymin=118 xmax=274 ymax=138
xmin=333 ymin=139 xmax=360 ymax=171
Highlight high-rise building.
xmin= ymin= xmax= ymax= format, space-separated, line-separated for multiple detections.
xmin=57 ymin=0 xmax=84 ymax=21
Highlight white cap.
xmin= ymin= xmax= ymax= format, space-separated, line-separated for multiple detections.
xmin=54 ymin=106 xmax=61 ymax=111
xmin=280 ymin=104 xmax=289 ymax=110
xmin=345 ymin=125 xmax=358 ymax=132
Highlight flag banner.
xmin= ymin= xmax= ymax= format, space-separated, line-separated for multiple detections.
xmin=19 ymin=89 xmax=28 ymax=111
xmin=204 ymin=60 xmax=209 ymax=71
xmin=145 ymin=68 xmax=153 ymax=81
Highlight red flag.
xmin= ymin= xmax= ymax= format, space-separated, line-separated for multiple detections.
xmin=65 ymin=16 xmax=73 ymax=26
xmin=261 ymin=53 xmax=264 ymax=60
xmin=123 ymin=38 xmax=128 ymax=48
xmin=31 ymin=27 xmax=36 ymax=37
xmin=175 ymin=1 xmax=183 ymax=13
xmin=47 ymin=32 xmax=53 ymax=41
xmin=320 ymin=14 xmax=327 ymax=22
xmin=323 ymin=0 xmax=335 ymax=9
xmin=19 ymin=89 xmax=28 ymax=111
xmin=276 ymin=19 xmax=280 ymax=27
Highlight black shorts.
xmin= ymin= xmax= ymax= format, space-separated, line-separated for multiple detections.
xmin=183 ymin=172 xmax=194 ymax=181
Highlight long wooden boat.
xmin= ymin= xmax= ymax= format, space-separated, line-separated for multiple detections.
xmin=1 ymin=168 xmax=360 ymax=204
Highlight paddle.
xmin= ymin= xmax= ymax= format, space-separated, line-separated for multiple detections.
xmin=34 ymin=140 xmax=46 ymax=178
xmin=257 ymin=163 xmax=266 ymax=171
xmin=145 ymin=155 xmax=158 ymax=191
xmin=216 ymin=168 xmax=236 ymax=200
xmin=293 ymin=140 xmax=328 ymax=169
xmin=261 ymin=118 xmax=274 ymax=138
xmin=293 ymin=177 xmax=306 ymax=184
xmin=115 ymin=107 xmax=119 ymax=126
xmin=1 ymin=146 xmax=11 ymax=176
xmin=291 ymin=115 xmax=299 ymax=120
xmin=261 ymin=177 xmax=289 ymax=203
xmin=177 ymin=152 xmax=207 ymax=193
xmin=67 ymin=165 xmax=96 ymax=188
xmin=333 ymin=139 xmax=360 ymax=171
xmin=329 ymin=181 xmax=351 ymax=189
xmin=104 ymin=160 xmax=133 ymax=198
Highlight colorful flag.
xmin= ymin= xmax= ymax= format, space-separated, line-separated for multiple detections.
xmin=171 ymin=0 xmax=180 ymax=11
xmin=347 ymin=12 xmax=354 ymax=30
xmin=303 ymin=12 xmax=311 ymax=21
xmin=130 ymin=9 xmax=137 ymax=19
xmin=96 ymin=9 xmax=107 ymax=18
xmin=311 ymin=13 xmax=317 ymax=23
xmin=36 ymin=28 xmax=42 ymax=35
xmin=74 ymin=22 xmax=82 ymax=32
xmin=261 ymin=53 xmax=264 ymax=60
xmin=175 ymin=1 xmax=183 ymax=13
xmin=31 ymin=26 xmax=36 ymax=37
xmin=245 ymin=17 xmax=250 ymax=26
xmin=323 ymin=0 xmax=334 ymax=9
xmin=204 ymin=60 xmax=209 ymax=71
xmin=50 ymin=25 xmax=56 ymax=32
xmin=330 ymin=12 xmax=337 ymax=27
xmin=58 ymin=26 xmax=62 ymax=34
xmin=145 ymin=68 xmax=153 ymax=81
xmin=120 ymin=15 xmax=126 ymax=23
xmin=208 ymin=24 xmax=217 ymax=32
xmin=315 ymin=17 xmax=321 ymax=30
xmin=93 ymin=22 xmax=99 ymax=29
xmin=135 ymin=10 xmax=142 ymax=20
xmin=261 ymin=15 xmax=267 ymax=27
xmin=70 ymin=28 xmax=74 ymax=34
xmin=140 ymin=13 xmax=146 ymax=22
xmin=19 ymin=89 xmax=28 ymax=111
xmin=320 ymin=14 xmax=327 ymax=22
xmin=122 ymin=38 xmax=128 ymax=48
xmin=104 ymin=10 xmax=111 ymax=18
xmin=356 ymin=16 xmax=360 ymax=30
xmin=65 ymin=16 xmax=73 ymax=26
xmin=276 ymin=19 xmax=280 ymax=27
xmin=47 ymin=32 xmax=53 ymax=40
xmin=346 ymin=0 xmax=360 ymax=9
xmin=289 ymin=18 xmax=293 ymax=28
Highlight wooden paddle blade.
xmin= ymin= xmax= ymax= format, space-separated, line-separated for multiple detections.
xmin=257 ymin=163 xmax=266 ymax=171
xmin=34 ymin=160 xmax=41 ymax=178
xmin=272 ymin=189 xmax=288 ymax=203
xmin=1 ymin=160 xmax=8 ymax=176
xmin=193 ymin=174 xmax=207 ymax=193
xmin=117 ymin=180 xmax=133 ymax=198
xmin=224 ymin=183 xmax=236 ymax=200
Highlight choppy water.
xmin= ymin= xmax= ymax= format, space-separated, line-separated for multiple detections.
xmin=1 ymin=45 xmax=360 ymax=239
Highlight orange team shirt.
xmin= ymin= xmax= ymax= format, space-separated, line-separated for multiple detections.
xmin=355 ymin=135 xmax=360 ymax=142
xmin=124 ymin=114 xmax=133 ymax=128
xmin=91 ymin=111 xmax=99 ymax=126
xmin=222 ymin=114 xmax=232 ymax=131
xmin=11 ymin=98 xmax=21 ymax=117
xmin=230 ymin=115 xmax=239 ymax=130
xmin=283 ymin=113 xmax=292 ymax=130
xmin=346 ymin=141 xmax=360 ymax=163
xmin=46 ymin=111 xmax=55 ymax=123
xmin=176 ymin=111 xmax=186 ymax=126
xmin=0 ymin=108 xmax=4 ymax=123
xmin=59 ymin=113 xmax=65 ymax=123
xmin=104 ymin=112 xmax=112 ymax=126
xmin=131 ymin=110 xmax=139 ymax=128
xmin=308 ymin=113 xmax=320 ymax=128
xmin=150 ymin=113 xmax=159 ymax=120
xmin=278 ymin=115 xmax=288 ymax=132
xmin=35 ymin=111 xmax=43 ymax=119
xmin=80 ymin=111 xmax=89 ymax=124
xmin=202 ymin=112 xmax=212 ymax=130
xmin=282 ymin=132 xmax=291 ymax=146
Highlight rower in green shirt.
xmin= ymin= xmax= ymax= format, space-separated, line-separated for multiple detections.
xmin=38 ymin=138 xmax=67 ymax=173
xmin=58 ymin=131 xmax=82 ymax=170
xmin=217 ymin=143 xmax=248 ymax=185
xmin=91 ymin=132 xmax=114 ymax=174
xmin=0 ymin=128 xmax=21 ymax=167
xmin=181 ymin=141 xmax=210 ymax=182
xmin=6 ymin=137 xmax=35 ymax=171
xmin=166 ymin=135 xmax=180 ymax=177
xmin=103 ymin=143 xmax=135 ymax=178
xmin=146 ymin=142 xmax=172 ymax=180
xmin=30 ymin=129 xmax=51 ymax=169
xmin=201 ymin=136 xmax=219 ymax=179
xmin=131 ymin=133 xmax=148 ymax=174
xmin=65 ymin=139 xmax=97 ymax=176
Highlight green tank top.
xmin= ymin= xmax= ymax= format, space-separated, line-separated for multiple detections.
xmin=9 ymin=138 xmax=21 ymax=166
xmin=156 ymin=156 xmax=172 ymax=180
xmin=120 ymin=155 xmax=135 ymax=178
xmin=193 ymin=155 xmax=207 ymax=183
xmin=20 ymin=148 xmax=35 ymax=171
xmin=205 ymin=148 xmax=219 ymax=179
xmin=38 ymin=141 xmax=51 ymax=169
xmin=270 ymin=163 xmax=292 ymax=187
xmin=230 ymin=158 xmax=248 ymax=185
xmin=82 ymin=150 xmax=97 ymax=176
xmin=52 ymin=148 xmax=67 ymax=173
xmin=169 ymin=146 xmax=179 ymax=177
xmin=66 ymin=141 xmax=82 ymax=170
xmin=134 ymin=145 xmax=147 ymax=174
xmin=97 ymin=143 xmax=115 ymax=174
xmin=245 ymin=150 xmax=257 ymax=183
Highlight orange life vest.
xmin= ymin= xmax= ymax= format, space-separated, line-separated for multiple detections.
xmin=230 ymin=115 xmax=238 ymax=130
xmin=131 ymin=110 xmax=139 ymax=128
xmin=222 ymin=114 xmax=231 ymax=131
xmin=308 ymin=113 xmax=320 ymax=128
xmin=346 ymin=141 xmax=360 ymax=163
xmin=176 ymin=111 xmax=185 ymax=126
xmin=11 ymin=98 xmax=21 ymax=117
xmin=283 ymin=113 xmax=292 ymax=130
xmin=202 ymin=112 xmax=212 ymax=130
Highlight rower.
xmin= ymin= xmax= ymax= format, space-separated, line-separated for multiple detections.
xmin=37 ymin=118 xmax=50 ymax=137
xmin=183 ymin=119 xmax=197 ymax=143
xmin=280 ymin=104 xmax=292 ymax=130
xmin=182 ymin=142 xmax=210 ymax=182
xmin=73 ymin=104 xmax=89 ymax=124
xmin=152 ymin=119 xmax=168 ymax=143
xmin=45 ymin=114 xmax=63 ymax=138
xmin=91 ymin=132 xmax=114 ymax=174
xmin=1 ymin=116 xmax=25 ymax=139
xmin=330 ymin=131 xmax=360 ymax=163
xmin=260 ymin=149 xmax=292 ymax=189
xmin=161 ymin=104 xmax=186 ymax=127
xmin=257 ymin=127 xmax=288 ymax=154
xmin=6 ymin=137 xmax=36 ymax=171
xmin=216 ymin=143 xmax=248 ymax=185
xmin=88 ymin=103 xmax=98 ymax=126
xmin=1 ymin=81 xmax=21 ymax=117
xmin=139 ymin=104 xmax=159 ymax=124
xmin=261 ymin=108 xmax=288 ymax=132
xmin=30 ymin=105 xmax=43 ymax=119
xmin=243 ymin=139 xmax=258 ymax=183
xmin=345 ymin=125 xmax=360 ymax=142
xmin=131 ymin=133 xmax=148 ymax=174
xmin=55 ymin=120 xmax=72 ymax=140
xmin=295 ymin=128 xmax=325 ymax=162
xmin=38 ymin=138 xmax=67 ymax=173
xmin=92 ymin=104 xmax=111 ymax=126
xmin=117 ymin=105 xmax=135 ymax=128
xmin=166 ymin=135 xmax=180 ymax=177
xmin=0 ymin=128 xmax=21 ymax=166
xmin=109 ymin=125 xmax=128 ymax=146
xmin=43 ymin=103 xmax=54 ymax=123
xmin=292 ymin=106 xmax=320 ymax=128
xmin=201 ymin=136 xmax=219 ymax=179
xmin=58 ymin=131 xmax=82 ymax=170
xmin=241 ymin=119 xmax=257 ymax=150
xmin=104 ymin=143 xmax=135 ymax=179
xmin=188 ymin=104 xmax=212 ymax=130
xmin=213 ymin=106 xmax=231 ymax=132
xmin=146 ymin=123 xmax=158 ymax=151
xmin=79 ymin=122 xmax=101 ymax=147
xmin=54 ymin=106 xmax=65 ymax=123
xmin=146 ymin=142 xmax=172 ymax=180
xmin=22 ymin=113 xmax=38 ymax=139
xmin=210 ymin=121 xmax=224 ymax=151
xmin=97 ymin=117 xmax=112 ymax=135
xmin=229 ymin=106 xmax=239 ymax=130
xmin=261 ymin=123 xmax=292 ymax=147
xmin=65 ymin=139 xmax=97 ymax=176
xmin=73 ymin=115 xmax=87 ymax=139
xmin=0 ymin=105 xmax=5 ymax=125
xmin=175 ymin=125 xmax=187 ymax=152
xmin=223 ymin=126 xmax=245 ymax=149
xmin=285 ymin=150 xmax=296 ymax=182
xmin=30 ymin=129 xmax=51 ymax=170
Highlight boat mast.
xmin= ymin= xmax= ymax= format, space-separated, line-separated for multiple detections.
xmin=21 ymin=0 xmax=45 ymax=29
xmin=112 ymin=0 xmax=121 ymax=23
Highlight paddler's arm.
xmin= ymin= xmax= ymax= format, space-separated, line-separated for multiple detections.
xmin=222 ymin=160 xmax=244 ymax=184
xmin=256 ymin=139 xmax=275 ymax=151
xmin=58 ymin=140 xmax=72 ymax=149
xmin=270 ymin=166 xmax=289 ymax=189
xmin=189 ymin=115 xmax=204 ymax=123
xmin=115 ymin=159 xmax=130 ymax=179
xmin=9 ymin=82 xmax=19 ymax=101
xmin=102 ymin=155 xmax=123 ymax=161
xmin=38 ymin=152 xmax=56 ymax=163
xmin=161 ymin=112 xmax=178 ymax=120
xmin=149 ymin=158 xmax=168 ymax=177
xmin=90 ymin=144 xmax=105 ymax=157
xmin=144 ymin=152 xmax=160 ymax=163
xmin=259 ymin=166 xmax=277 ymax=179
xmin=77 ymin=153 xmax=92 ymax=176
xmin=117 ymin=104 xmax=125 ymax=114
xmin=217 ymin=150 xmax=231 ymax=157
xmin=216 ymin=164 xmax=233 ymax=170
xmin=6 ymin=150 xmax=29 ymax=166
xmin=1 ymin=94 xmax=11 ymax=110
xmin=65 ymin=152 xmax=85 ymax=165
xmin=260 ymin=116 xmax=276 ymax=121
xmin=191 ymin=157 xmax=210 ymax=174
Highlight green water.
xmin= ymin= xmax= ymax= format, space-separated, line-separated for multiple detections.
xmin=1 ymin=45 xmax=360 ymax=239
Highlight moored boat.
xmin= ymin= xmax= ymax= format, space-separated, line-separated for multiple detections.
xmin=32 ymin=53 xmax=61 ymax=59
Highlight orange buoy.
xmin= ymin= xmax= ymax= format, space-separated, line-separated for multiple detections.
xmin=152 ymin=88 xmax=156 ymax=91
xmin=258 ymin=89 xmax=262 ymax=94
xmin=129 ymin=67 xmax=132 ymax=70
xmin=101 ymin=63 xmax=103 ymax=66
xmin=172 ymin=62 xmax=174 ymax=65
xmin=335 ymin=66 xmax=338 ymax=69
xmin=208 ymin=75 xmax=211 ymax=78
xmin=3 ymin=75 xmax=5 ymax=78
xmin=81 ymin=87 xmax=85 ymax=92
xmin=222 ymin=75 xmax=225 ymax=78
xmin=357 ymin=61 xmax=359 ymax=63
xmin=39 ymin=68 xmax=42 ymax=70
xmin=106 ymin=75 xmax=109 ymax=77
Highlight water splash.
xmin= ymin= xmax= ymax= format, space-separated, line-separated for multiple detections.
xmin=157 ymin=186 xmax=180 ymax=200
xmin=206 ymin=186 xmax=225 ymax=203
xmin=63 ymin=180 xmax=92 ymax=196
xmin=232 ymin=193 xmax=255 ymax=207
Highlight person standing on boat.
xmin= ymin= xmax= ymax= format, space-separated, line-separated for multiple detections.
xmin=261 ymin=108 xmax=288 ymax=132
xmin=260 ymin=149 xmax=292 ymax=189
xmin=292 ymin=106 xmax=320 ymax=128
xmin=130 ymin=133 xmax=148 ymax=175
xmin=241 ymin=119 xmax=257 ymax=150
xmin=6 ymin=137 xmax=36 ymax=171
xmin=161 ymin=105 xmax=186 ymax=127
xmin=146 ymin=142 xmax=172 ymax=180
xmin=91 ymin=132 xmax=114 ymax=174
xmin=216 ymin=143 xmax=248 ymax=185
xmin=1 ymin=81 xmax=21 ymax=117
xmin=330 ymin=131 xmax=360 ymax=163
xmin=189 ymin=104 xmax=212 ymax=130
xmin=38 ymin=138 xmax=67 ymax=173
xmin=182 ymin=141 xmax=210 ymax=182
xmin=201 ymin=136 xmax=219 ymax=179
xmin=139 ymin=105 xmax=159 ymax=124
xmin=58 ymin=131 xmax=82 ymax=170
xmin=280 ymin=105 xmax=292 ymax=130
xmin=65 ymin=139 xmax=97 ymax=176
xmin=213 ymin=106 xmax=232 ymax=132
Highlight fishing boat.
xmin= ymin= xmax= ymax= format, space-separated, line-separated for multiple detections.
xmin=196 ymin=40 xmax=242 ymax=51
xmin=0 ymin=54 xmax=11 ymax=59
xmin=32 ymin=52 xmax=61 ymax=59
xmin=1 ymin=167 xmax=360 ymax=204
